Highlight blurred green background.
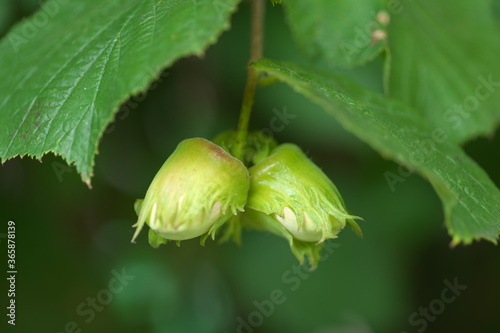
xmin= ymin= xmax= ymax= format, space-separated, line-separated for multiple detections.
xmin=1 ymin=1 xmax=499 ymax=332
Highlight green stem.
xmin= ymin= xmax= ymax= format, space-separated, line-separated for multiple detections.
xmin=233 ymin=0 xmax=265 ymax=160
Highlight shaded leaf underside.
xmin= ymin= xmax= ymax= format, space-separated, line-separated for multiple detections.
xmin=254 ymin=58 xmax=500 ymax=245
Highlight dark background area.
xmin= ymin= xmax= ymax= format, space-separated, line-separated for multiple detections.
xmin=1 ymin=1 xmax=499 ymax=332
